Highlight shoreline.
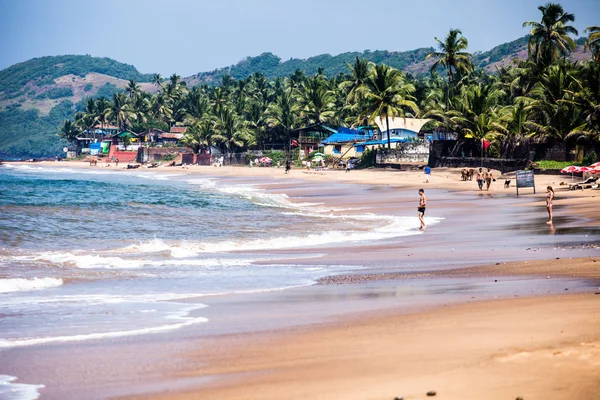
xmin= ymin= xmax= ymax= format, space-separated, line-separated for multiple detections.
xmin=2 ymin=161 xmax=600 ymax=399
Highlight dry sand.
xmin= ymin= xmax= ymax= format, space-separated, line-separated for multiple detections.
xmin=5 ymin=160 xmax=600 ymax=400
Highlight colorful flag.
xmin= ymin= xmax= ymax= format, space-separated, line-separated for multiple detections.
xmin=291 ymin=139 xmax=299 ymax=147
xmin=482 ymin=139 xmax=490 ymax=149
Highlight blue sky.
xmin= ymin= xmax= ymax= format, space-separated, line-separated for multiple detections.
xmin=0 ymin=0 xmax=598 ymax=77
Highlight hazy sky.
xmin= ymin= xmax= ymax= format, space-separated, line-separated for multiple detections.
xmin=1 ymin=0 xmax=598 ymax=77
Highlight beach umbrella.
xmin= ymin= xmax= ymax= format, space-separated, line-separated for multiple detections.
xmin=560 ymin=165 xmax=580 ymax=181
xmin=589 ymin=162 xmax=600 ymax=168
xmin=259 ymin=157 xmax=271 ymax=163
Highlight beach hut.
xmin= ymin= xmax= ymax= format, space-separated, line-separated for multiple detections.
xmin=373 ymin=117 xmax=430 ymax=145
xmin=292 ymin=124 xmax=338 ymax=159
xmin=321 ymin=127 xmax=376 ymax=159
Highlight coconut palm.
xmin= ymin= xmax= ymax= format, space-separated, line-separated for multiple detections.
xmin=297 ymin=76 xmax=336 ymax=125
xmin=181 ymin=117 xmax=216 ymax=154
xmin=584 ymin=26 xmax=600 ymax=63
xmin=107 ymin=93 xmax=136 ymax=131
xmin=266 ymin=87 xmax=299 ymax=151
xmin=152 ymin=73 xmax=164 ymax=91
xmin=523 ymin=3 xmax=578 ymax=67
xmin=426 ymin=29 xmax=474 ymax=90
xmin=527 ymin=62 xmax=583 ymax=143
xmin=125 ymin=80 xmax=141 ymax=98
xmin=213 ymin=107 xmax=253 ymax=159
xmin=361 ymin=64 xmax=419 ymax=149
xmin=58 ymin=119 xmax=81 ymax=144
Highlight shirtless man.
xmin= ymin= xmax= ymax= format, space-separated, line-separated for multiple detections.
xmin=418 ymin=188 xmax=427 ymax=230
xmin=485 ymin=168 xmax=493 ymax=191
xmin=476 ymin=168 xmax=484 ymax=190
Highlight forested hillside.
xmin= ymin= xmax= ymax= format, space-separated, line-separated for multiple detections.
xmin=0 ymin=33 xmax=593 ymax=159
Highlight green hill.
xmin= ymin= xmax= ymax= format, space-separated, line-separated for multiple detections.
xmin=0 ymin=37 xmax=592 ymax=159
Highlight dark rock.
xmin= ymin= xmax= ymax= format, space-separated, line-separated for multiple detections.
xmin=394 ymin=397 xmax=404 ymax=400
xmin=427 ymin=391 xmax=437 ymax=396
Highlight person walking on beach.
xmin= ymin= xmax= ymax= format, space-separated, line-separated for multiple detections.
xmin=476 ymin=168 xmax=484 ymax=190
xmin=418 ymin=189 xmax=427 ymax=230
xmin=285 ymin=160 xmax=291 ymax=174
xmin=424 ymin=165 xmax=431 ymax=183
xmin=485 ymin=168 xmax=494 ymax=190
xmin=546 ymin=186 xmax=554 ymax=224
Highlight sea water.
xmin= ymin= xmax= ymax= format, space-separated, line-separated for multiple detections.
xmin=0 ymin=164 xmax=431 ymax=353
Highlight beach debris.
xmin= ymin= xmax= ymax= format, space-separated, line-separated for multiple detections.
xmin=516 ymin=397 xmax=524 ymax=400
xmin=427 ymin=391 xmax=437 ymax=396
xmin=394 ymin=397 xmax=404 ymax=400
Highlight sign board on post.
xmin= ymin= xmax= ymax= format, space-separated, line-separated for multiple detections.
xmin=515 ymin=170 xmax=536 ymax=196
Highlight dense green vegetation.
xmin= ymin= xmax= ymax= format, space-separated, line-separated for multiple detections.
xmin=1 ymin=3 xmax=598 ymax=161
xmin=0 ymin=101 xmax=73 ymax=159
xmin=0 ymin=55 xmax=153 ymax=97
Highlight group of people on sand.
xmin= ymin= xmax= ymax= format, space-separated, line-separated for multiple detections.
xmin=475 ymin=167 xmax=495 ymax=190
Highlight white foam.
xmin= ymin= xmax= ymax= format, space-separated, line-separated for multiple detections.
xmin=0 ymin=307 xmax=208 ymax=349
xmin=0 ymin=277 xmax=63 ymax=294
xmin=186 ymin=177 xmax=217 ymax=188
xmin=29 ymin=252 xmax=145 ymax=269
xmin=0 ymin=375 xmax=44 ymax=400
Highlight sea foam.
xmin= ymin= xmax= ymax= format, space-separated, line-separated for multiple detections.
xmin=0 ymin=277 xmax=63 ymax=294
xmin=0 ymin=375 xmax=44 ymax=400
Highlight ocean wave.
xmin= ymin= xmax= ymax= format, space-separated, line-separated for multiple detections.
xmin=0 ymin=306 xmax=208 ymax=349
xmin=0 ymin=277 xmax=63 ymax=293
xmin=28 ymin=252 xmax=146 ymax=269
xmin=216 ymin=185 xmax=322 ymax=210
xmin=0 ymin=375 xmax=44 ymax=400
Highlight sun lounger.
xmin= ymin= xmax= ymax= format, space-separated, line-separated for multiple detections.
xmin=569 ymin=176 xmax=598 ymax=190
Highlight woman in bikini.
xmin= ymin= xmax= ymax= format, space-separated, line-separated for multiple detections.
xmin=546 ymin=186 xmax=554 ymax=224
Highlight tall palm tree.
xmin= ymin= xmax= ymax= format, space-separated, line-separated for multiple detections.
xmin=361 ymin=64 xmax=419 ymax=149
xmin=266 ymin=87 xmax=299 ymax=152
xmin=107 ymin=93 xmax=136 ymax=131
xmin=152 ymin=73 xmax=164 ymax=92
xmin=181 ymin=117 xmax=216 ymax=154
xmin=426 ymin=29 xmax=474 ymax=97
xmin=59 ymin=120 xmax=81 ymax=144
xmin=584 ymin=26 xmax=600 ymax=63
xmin=298 ymin=76 xmax=335 ymax=125
xmin=125 ymin=80 xmax=141 ymax=98
xmin=523 ymin=3 xmax=578 ymax=67
xmin=527 ymin=62 xmax=583 ymax=143
xmin=213 ymin=108 xmax=252 ymax=159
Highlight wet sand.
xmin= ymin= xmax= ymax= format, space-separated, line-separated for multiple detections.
xmin=3 ymin=161 xmax=600 ymax=399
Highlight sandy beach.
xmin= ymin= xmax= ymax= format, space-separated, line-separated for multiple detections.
xmin=3 ymin=160 xmax=600 ymax=400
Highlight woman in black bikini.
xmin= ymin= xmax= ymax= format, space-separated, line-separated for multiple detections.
xmin=546 ymin=186 xmax=554 ymax=224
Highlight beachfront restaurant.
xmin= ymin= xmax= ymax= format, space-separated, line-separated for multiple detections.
xmin=321 ymin=127 xmax=376 ymax=159
xmin=292 ymin=124 xmax=338 ymax=159
xmin=355 ymin=117 xmax=431 ymax=150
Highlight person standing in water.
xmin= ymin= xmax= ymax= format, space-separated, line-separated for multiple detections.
xmin=476 ymin=168 xmax=484 ymax=190
xmin=546 ymin=186 xmax=554 ymax=224
xmin=418 ymin=189 xmax=427 ymax=230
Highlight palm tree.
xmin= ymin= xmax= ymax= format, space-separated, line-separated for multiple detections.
xmin=361 ymin=64 xmax=419 ymax=149
xmin=523 ymin=3 xmax=578 ymax=67
xmin=298 ymin=76 xmax=335 ymax=125
xmin=266 ymin=87 xmax=299 ymax=153
xmin=152 ymin=73 xmax=164 ymax=91
xmin=527 ymin=62 xmax=583 ymax=143
xmin=107 ymin=93 xmax=136 ymax=131
xmin=95 ymin=97 xmax=111 ymax=135
xmin=181 ymin=117 xmax=216 ymax=154
xmin=59 ymin=119 xmax=80 ymax=142
xmin=584 ymin=26 xmax=600 ymax=63
xmin=59 ymin=120 xmax=81 ymax=153
xmin=213 ymin=108 xmax=253 ymax=160
xmin=125 ymin=80 xmax=141 ymax=98
xmin=426 ymin=29 xmax=474 ymax=100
